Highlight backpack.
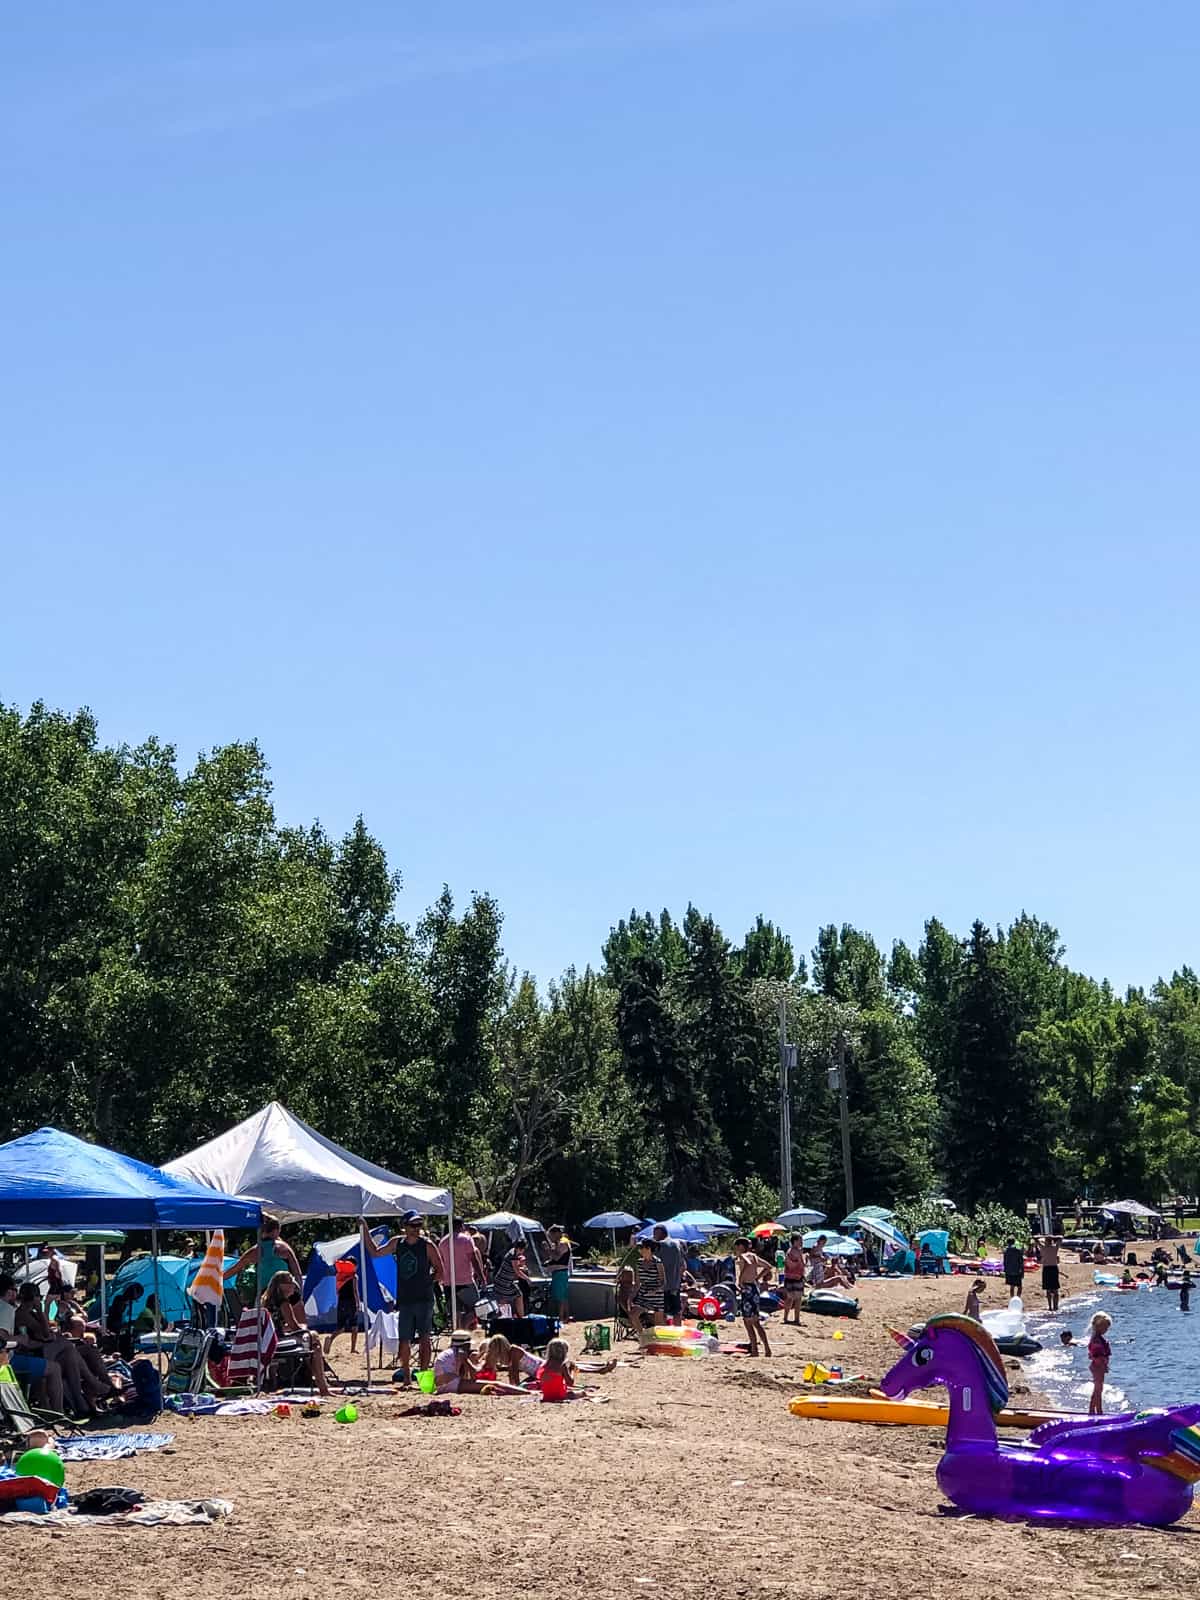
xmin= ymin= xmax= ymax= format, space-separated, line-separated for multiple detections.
xmin=128 ymin=1358 xmax=162 ymax=1416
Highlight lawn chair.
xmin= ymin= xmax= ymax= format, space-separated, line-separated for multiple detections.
xmin=165 ymin=1325 xmax=218 ymax=1397
xmin=0 ymin=1375 xmax=81 ymax=1457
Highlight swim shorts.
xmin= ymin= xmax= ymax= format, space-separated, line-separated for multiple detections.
xmin=663 ymin=1290 xmax=681 ymax=1318
xmin=739 ymin=1285 xmax=761 ymax=1320
xmin=1042 ymin=1265 xmax=1060 ymax=1293
xmin=783 ymin=1279 xmax=804 ymax=1296
xmin=394 ymin=1298 xmax=435 ymax=1342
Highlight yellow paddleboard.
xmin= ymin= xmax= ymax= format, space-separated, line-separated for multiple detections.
xmin=788 ymin=1394 xmax=1070 ymax=1429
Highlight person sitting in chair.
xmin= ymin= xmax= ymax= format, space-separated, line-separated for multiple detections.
xmin=12 ymin=1281 xmax=107 ymax=1416
xmin=261 ymin=1271 xmax=332 ymax=1397
xmin=0 ymin=1274 xmax=70 ymax=1414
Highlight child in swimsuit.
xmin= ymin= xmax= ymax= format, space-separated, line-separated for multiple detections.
xmin=732 ymin=1237 xmax=773 ymax=1357
xmin=1087 ymin=1311 xmax=1111 ymax=1416
xmin=536 ymin=1337 xmax=575 ymax=1401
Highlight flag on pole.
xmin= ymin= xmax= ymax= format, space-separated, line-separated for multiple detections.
xmin=187 ymin=1230 xmax=226 ymax=1307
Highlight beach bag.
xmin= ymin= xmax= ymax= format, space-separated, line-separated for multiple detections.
xmin=73 ymin=1487 xmax=144 ymax=1516
xmin=129 ymin=1358 xmax=162 ymax=1415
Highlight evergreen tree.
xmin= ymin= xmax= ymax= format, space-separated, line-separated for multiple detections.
xmin=941 ymin=920 xmax=1044 ymax=1209
xmin=614 ymin=951 xmax=727 ymax=1206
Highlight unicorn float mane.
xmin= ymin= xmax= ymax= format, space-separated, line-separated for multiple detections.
xmin=924 ymin=1313 xmax=1010 ymax=1411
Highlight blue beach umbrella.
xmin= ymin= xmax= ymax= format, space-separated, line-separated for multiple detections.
xmin=635 ymin=1219 xmax=706 ymax=1243
xmin=802 ymin=1231 xmax=861 ymax=1256
xmin=585 ymin=1209 xmax=644 ymax=1256
xmin=584 ymin=1210 xmax=642 ymax=1230
xmin=668 ymin=1209 xmax=738 ymax=1233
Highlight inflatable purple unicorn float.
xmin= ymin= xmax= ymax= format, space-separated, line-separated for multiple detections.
xmin=879 ymin=1314 xmax=1200 ymax=1526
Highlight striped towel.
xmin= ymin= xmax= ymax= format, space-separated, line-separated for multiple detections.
xmin=187 ymin=1231 xmax=226 ymax=1307
xmin=227 ymin=1308 xmax=277 ymax=1386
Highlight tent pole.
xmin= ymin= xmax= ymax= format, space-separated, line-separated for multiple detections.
xmin=99 ymin=1240 xmax=107 ymax=1326
xmin=150 ymin=1227 xmax=164 ymax=1375
xmin=360 ymin=1216 xmax=371 ymax=1391
xmin=254 ymin=1224 xmax=262 ymax=1395
xmin=448 ymin=1199 xmax=457 ymax=1334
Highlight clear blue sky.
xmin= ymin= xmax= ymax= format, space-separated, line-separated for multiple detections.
xmin=5 ymin=2 xmax=1199 ymax=993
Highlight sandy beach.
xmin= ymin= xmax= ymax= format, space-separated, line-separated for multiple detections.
xmin=9 ymin=1275 xmax=1198 ymax=1599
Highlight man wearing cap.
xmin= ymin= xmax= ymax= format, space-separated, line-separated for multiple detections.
xmin=365 ymin=1212 xmax=443 ymax=1387
xmin=652 ymin=1225 xmax=684 ymax=1324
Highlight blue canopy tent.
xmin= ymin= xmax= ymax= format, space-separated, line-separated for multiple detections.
xmin=302 ymin=1228 xmax=397 ymax=1330
xmin=0 ymin=1128 xmax=262 ymax=1231
xmin=0 ymin=1127 xmax=261 ymax=1369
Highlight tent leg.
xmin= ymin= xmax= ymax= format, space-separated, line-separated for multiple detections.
xmin=448 ymin=1199 xmax=457 ymax=1334
xmin=254 ymin=1226 xmax=262 ymax=1395
xmin=151 ymin=1227 xmax=164 ymax=1376
xmin=99 ymin=1242 xmax=107 ymax=1326
xmin=360 ymin=1217 xmax=371 ymax=1392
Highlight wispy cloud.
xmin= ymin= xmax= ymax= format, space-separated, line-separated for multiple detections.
xmin=9 ymin=0 xmax=880 ymax=145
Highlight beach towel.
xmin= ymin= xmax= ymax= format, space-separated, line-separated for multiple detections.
xmin=226 ymin=1308 xmax=277 ymax=1387
xmin=57 ymin=1434 xmax=175 ymax=1462
xmin=0 ymin=1497 xmax=233 ymax=1529
xmin=366 ymin=1309 xmax=400 ymax=1362
xmin=187 ymin=1232 xmax=226 ymax=1307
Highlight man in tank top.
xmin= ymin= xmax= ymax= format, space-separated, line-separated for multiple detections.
xmin=365 ymin=1212 xmax=443 ymax=1386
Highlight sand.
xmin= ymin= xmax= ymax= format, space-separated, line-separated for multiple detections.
xmin=10 ymin=1276 xmax=1199 ymax=1598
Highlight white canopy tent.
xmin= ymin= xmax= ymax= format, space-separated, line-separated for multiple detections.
xmin=165 ymin=1102 xmax=453 ymax=1386
xmin=164 ymin=1101 xmax=451 ymax=1221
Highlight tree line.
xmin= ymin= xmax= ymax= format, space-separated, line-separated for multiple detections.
xmin=3 ymin=701 xmax=1198 ymax=1232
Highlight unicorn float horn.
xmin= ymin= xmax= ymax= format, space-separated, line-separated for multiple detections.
xmin=885 ymin=1326 xmax=914 ymax=1349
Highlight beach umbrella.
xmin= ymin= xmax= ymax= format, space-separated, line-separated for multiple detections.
xmin=776 ymin=1206 xmax=826 ymax=1228
xmin=469 ymin=1210 xmax=543 ymax=1231
xmin=823 ymin=1237 xmax=863 ymax=1257
xmin=635 ymin=1219 xmax=706 ymax=1243
xmin=752 ymin=1223 xmax=786 ymax=1238
xmin=1100 ymin=1200 xmax=1161 ymax=1218
xmin=853 ymin=1215 xmax=909 ymax=1254
xmin=841 ymin=1205 xmax=895 ymax=1228
xmin=799 ymin=1231 xmax=861 ymax=1256
xmin=584 ymin=1209 xmax=643 ymax=1256
xmin=668 ymin=1209 xmax=738 ymax=1233
xmin=584 ymin=1210 xmax=641 ymax=1230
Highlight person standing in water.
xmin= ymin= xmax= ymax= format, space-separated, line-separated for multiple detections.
xmin=1087 ymin=1310 xmax=1112 ymax=1415
xmin=1040 ymin=1235 xmax=1062 ymax=1312
xmin=1180 ymin=1269 xmax=1192 ymax=1313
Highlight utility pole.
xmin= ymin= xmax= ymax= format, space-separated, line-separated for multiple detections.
xmin=778 ymin=994 xmax=795 ymax=1212
xmin=836 ymin=1030 xmax=854 ymax=1217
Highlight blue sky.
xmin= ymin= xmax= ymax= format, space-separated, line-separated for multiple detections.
xmin=4 ymin=2 xmax=1199 ymax=992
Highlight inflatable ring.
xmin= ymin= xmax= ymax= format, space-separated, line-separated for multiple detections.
xmin=698 ymin=1296 xmax=720 ymax=1321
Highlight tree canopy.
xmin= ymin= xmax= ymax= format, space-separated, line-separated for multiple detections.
xmin=3 ymin=699 xmax=1196 ymax=1229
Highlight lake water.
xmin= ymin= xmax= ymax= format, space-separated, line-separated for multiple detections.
xmin=1024 ymin=1279 xmax=1200 ymax=1413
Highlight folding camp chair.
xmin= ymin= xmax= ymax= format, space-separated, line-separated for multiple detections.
xmin=0 ymin=1376 xmax=81 ymax=1456
xmin=165 ymin=1326 xmax=218 ymax=1396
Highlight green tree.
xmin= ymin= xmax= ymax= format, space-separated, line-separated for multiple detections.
xmin=941 ymin=920 xmax=1044 ymax=1210
xmin=614 ymin=950 xmax=727 ymax=1207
